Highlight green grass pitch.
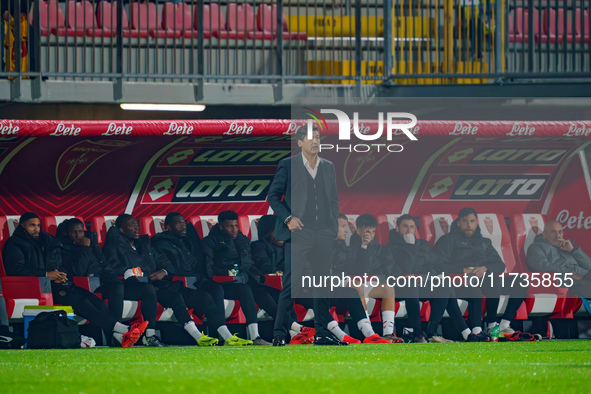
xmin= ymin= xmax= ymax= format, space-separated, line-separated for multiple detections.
xmin=1 ymin=341 xmax=590 ymax=393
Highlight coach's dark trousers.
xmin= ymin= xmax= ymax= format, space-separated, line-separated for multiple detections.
xmin=274 ymin=225 xmax=333 ymax=338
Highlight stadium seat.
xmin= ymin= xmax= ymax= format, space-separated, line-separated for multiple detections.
xmin=255 ymin=4 xmax=307 ymax=40
xmin=65 ymin=0 xmax=96 ymax=37
xmin=139 ymin=216 xmax=167 ymax=237
xmin=194 ymin=3 xmax=226 ymax=39
xmin=0 ymin=276 xmax=53 ymax=320
xmin=222 ymin=2 xmax=263 ymax=40
xmin=162 ymin=2 xmax=194 ymax=38
xmin=420 ymin=213 xmax=455 ymax=246
xmin=0 ymin=216 xmax=21 ymax=246
xmin=43 ymin=215 xmax=85 ymax=237
xmin=575 ymin=9 xmax=590 ymax=44
xmin=91 ymin=1 xmax=131 ymax=38
xmin=91 ymin=215 xmax=118 ymax=248
xmin=510 ymin=214 xmax=569 ymax=318
xmin=510 ymin=7 xmax=539 ymax=43
xmin=238 ymin=214 xmax=263 ymax=241
xmin=35 ymin=0 xmax=73 ymax=37
xmin=536 ymin=7 xmax=576 ymax=44
xmin=189 ymin=215 xmax=217 ymax=239
xmin=130 ymin=2 xmax=179 ymax=39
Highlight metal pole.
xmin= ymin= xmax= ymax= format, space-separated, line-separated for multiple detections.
xmin=384 ymin=0 xmax=393 ymax=81
xmin=114 ymin=0 xmax=123 ymax=100
xmin=355 ymin=0 xmax=362 ymax=96
xmin=194 ymin=0 xmax=204 ymax=101
xmin=274 ymin=1 xmax=284 ymax=102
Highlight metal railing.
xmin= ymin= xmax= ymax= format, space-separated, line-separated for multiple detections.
xmin=1 ymin=0 xmax=590 ymax=100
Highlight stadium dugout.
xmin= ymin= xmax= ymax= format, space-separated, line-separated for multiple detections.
xmin=1 ymin=118 xmax=590 ymax=342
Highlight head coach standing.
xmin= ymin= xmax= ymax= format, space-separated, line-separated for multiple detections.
xmin=267 ymin=124 xmax=344 ymax=346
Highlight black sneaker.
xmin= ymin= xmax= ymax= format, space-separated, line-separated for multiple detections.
xmin=0 ymin=334 xmax=26 ymax=349
xmin=467 ymin=332 xmax=491 ymax=342
xmin=142 ymin=335 xmax=167 ymax=347
xmin=272 ymin=335 xmax=286 ymax=347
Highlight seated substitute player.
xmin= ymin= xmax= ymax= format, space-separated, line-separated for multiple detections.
xmin=433 ymin=207 xmax=528 ymax=340
xmin=57 ymin=218 xmax=125 ymax=323
xmin=3 ymin=212 xmax=145 ymax=347
xmin=202 ymin=210 xmax=271 ymax=345
xmin=250 ymin=215 xmax=314 ymax=344
xmin=389 ymin=214 xmax=490 ymax=342
xmin=151 ymin=212 xmax=251 ymax=346
xmin=103 ymin=213 xmax=216 ymax=347
xmin=334 ymin=213 xmax=402 ymax=343
xmin=273 ymin=212 xmax=391 ymax=345
xmin=527 ymin=219 xmax=591 ymax=300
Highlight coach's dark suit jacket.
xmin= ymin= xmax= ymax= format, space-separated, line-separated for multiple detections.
xmin=267 ymin=152 xmax=339 ymax=241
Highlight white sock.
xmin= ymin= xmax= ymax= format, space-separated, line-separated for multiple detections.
xmin=357 ymin=318 xmax=376 ymax=338
xmin=488 ymin=322 xmax=497 ymax=329
xmin=461 ymin=328 xmax=471 ymax=340
xmin=382 ymin=311 xmax=395 ymax=336
xmin=113 ymin=322 xmax=129 ymax=334
xmin=113 ymin=332 xmax=123 ymax=343
xmin=472 ymin=326 xmax=482 ymax=335
xmin=217 ymin=325 xmax=233 ymax=340
xmin=291 ymin=322 xmax=303 ymax=334
xmin=247 ymin=323 xmax=260 ymax=340
xmin=184 ymin=321 xmax=203 ymax=343
xmin=499 ymin=319 xmax=511 ymax=331
xmin=327 ymin=320 xmax=346 ymax=341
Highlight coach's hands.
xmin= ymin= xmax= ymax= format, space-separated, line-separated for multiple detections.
xmin=288 ymin=217 xmax=304 ymax=232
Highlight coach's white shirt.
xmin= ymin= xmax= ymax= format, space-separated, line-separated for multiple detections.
xmin=302 ymin=154 xmax=319 ymax=179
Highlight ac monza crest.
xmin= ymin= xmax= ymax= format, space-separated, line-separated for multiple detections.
xmin=343 ymin=151 xmax=385 ymax=187
xmin=55 ymin=140 xmax=132 ymax=191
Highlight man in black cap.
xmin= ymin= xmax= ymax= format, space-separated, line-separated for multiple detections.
xmin=2 ymin=212 xmax=145 ymax=347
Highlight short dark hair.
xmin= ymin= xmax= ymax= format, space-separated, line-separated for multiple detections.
xmin=396 ymin=214 xmax=415 ymax=227
xmin=66 ymin=218 xmax=84 ymax=232
xmin=338 ymin=213 xmax=348 ymax=221
xmin=295 ymin=124 xmax=319 ymax=141
xmin=458 ymin=207 xmax=478 ymax=219
xmin=218 ymin=210 xmax=238 ymax=223
xmin=19 ymin=212 xmax=40 ymax=225
xmin=115 ymin=214 xmax=134 ymax=229
xmin=356 ymin=214 xmax=377 ymax=229
xmin=164 ymin=212 xmax=183 ymax=228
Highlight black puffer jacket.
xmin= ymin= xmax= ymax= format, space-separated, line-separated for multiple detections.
xmin=56 ymin=222 xmax=119 ymax=283
xmin=347 ymin=232 xmax=399 ymax=277
xmin=202 ymin=224 xmax=254 ymax=283
xmin=251 ymin=215 xmax=284 ymax=275
xmin=433 ymin=218 xmax=505 ymax=274
xmin=2 ymin=225 xmax=62 ymax=277
xmin=151 ymin=223 xmax=209 ymax=282
xmin=102 ymin=226 xmax=175 ymax=282
xmin=388 ymin=230 xmax=443 ymax=275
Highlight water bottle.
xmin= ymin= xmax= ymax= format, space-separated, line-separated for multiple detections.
xmin=233 ymin=263 xmax=240 ymax=277
xmin=491 ymin=324 xmax=500 ymax=342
